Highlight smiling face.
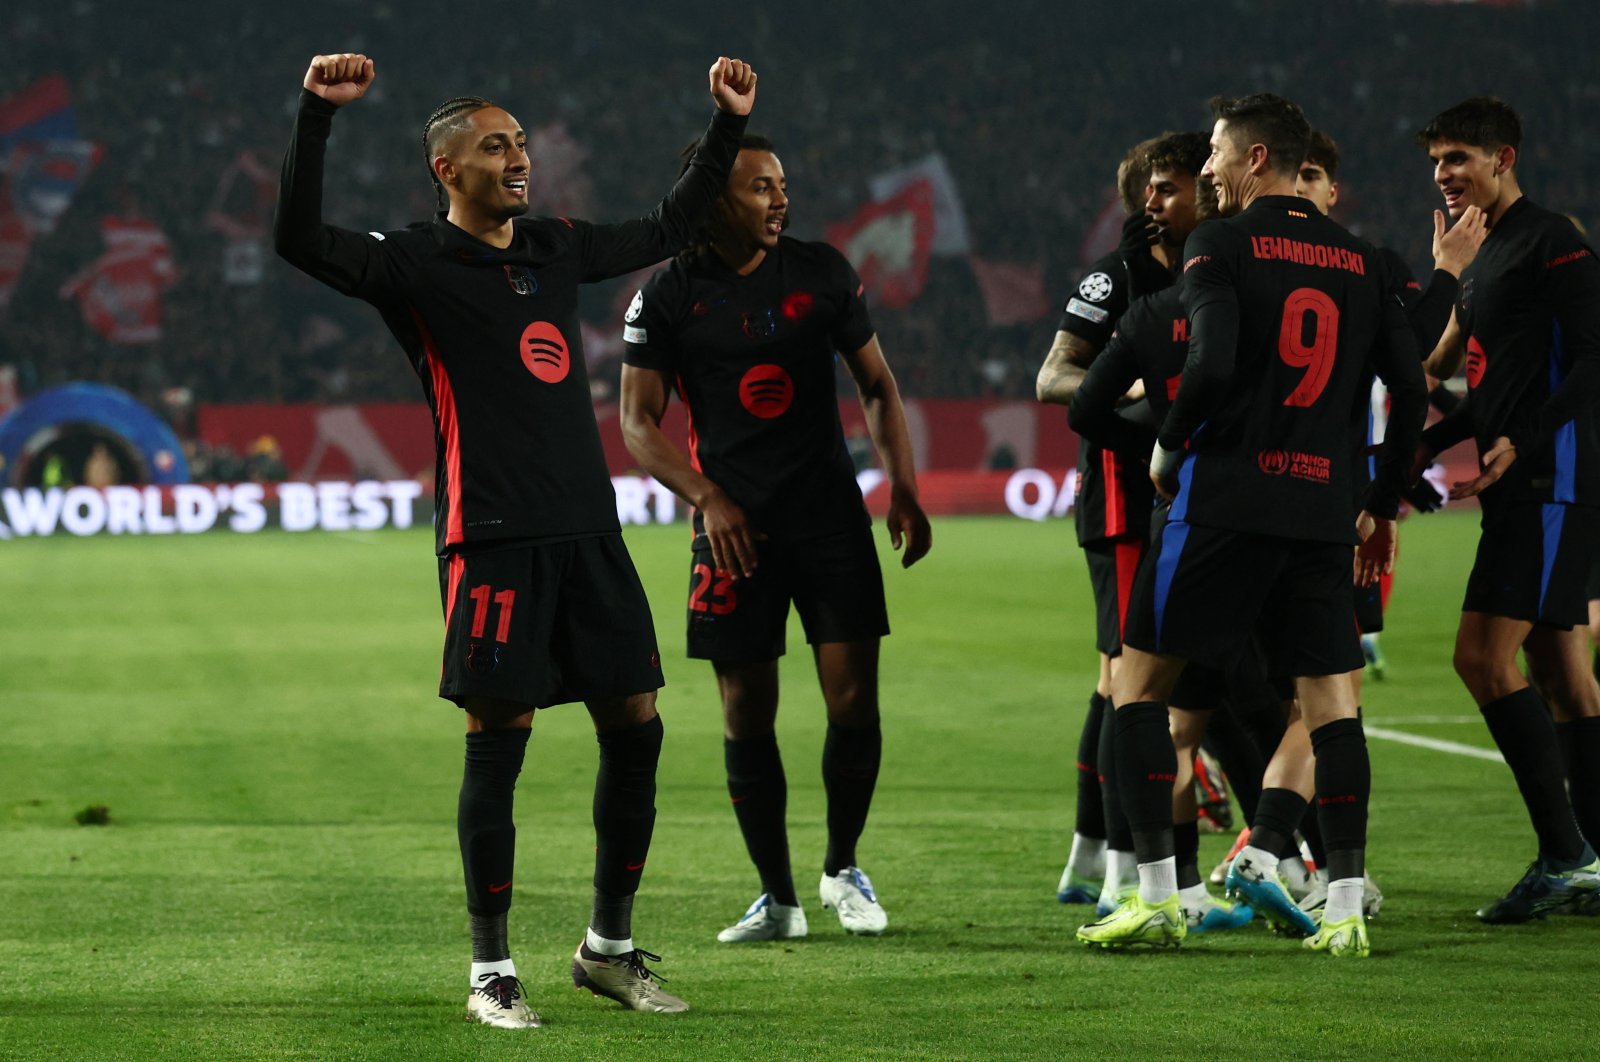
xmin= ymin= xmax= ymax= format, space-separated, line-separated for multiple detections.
xmin=1427 ymin=138 xmax=1513 ymax=220
xmin=435 ymin=106 xmax=530 ymax=224
xmin=1201 ymin=118 xmax=1252 ymax=217
xmin=716 ymin=148 xmax=788 ymax=256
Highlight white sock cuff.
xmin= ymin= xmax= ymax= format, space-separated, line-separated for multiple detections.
xmin=470 ymin=958 xmax=516 ymax=986
xmin=1137 ymin=856 xmax=1178 ymax=904
xmin=586 ymin=928 xmax=634 ymax=956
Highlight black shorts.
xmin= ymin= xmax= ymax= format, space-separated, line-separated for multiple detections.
xmin=1123 ymin=520 xmax=1364 ymax=678
xmin=1083 ymin=536 xmax=1147 ymax=657
xmin=686 ymin=526 xmax=889 ymax=662
xmin=437 ymin=535 xmax=663 ymax=708
xmin=1463 ymin=502 xmax=1600 ymax=629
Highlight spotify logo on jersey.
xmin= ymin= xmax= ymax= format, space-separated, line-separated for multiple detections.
xmin=739 ymin=364 xmax=794 ymax=418
xmin=520 ymin=322 xmax=570 ymax=383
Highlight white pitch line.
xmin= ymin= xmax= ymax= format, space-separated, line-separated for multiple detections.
xmin=1364 ymin=715 xmax=1484 ymax=726
xmin=1365 ymin=725 xmax=1504 ymax=764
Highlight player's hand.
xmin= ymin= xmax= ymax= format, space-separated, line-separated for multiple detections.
xmin=303 ymin=54 xmax=375 ymax=107
xmin=1119 ymin=211 xmax=1159 ymax=257
xmin=709 ymin=57 xmax=757 ymax=115
xmin=700 ymin=486 xmax=764 ymax=579
xmin=1354 ymin=511 xmax=1396 ymax=587
xmin=1149 ymin=442 xmax=1183 ymax=501
xmin=1450 ymin=435 xmax=1516 ymax=500
xmin=887 ymin=487 xmax=932 ymax=569
xmin=1432 ymin=205 xmax=1487 ymax=278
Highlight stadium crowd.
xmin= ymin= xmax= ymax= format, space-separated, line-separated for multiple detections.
xmin=1 ymin=0 xmax=1597 ymax=414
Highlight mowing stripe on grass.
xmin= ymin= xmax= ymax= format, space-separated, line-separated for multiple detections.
xmin=1366 ymin=724 xmax=1504 ymax=763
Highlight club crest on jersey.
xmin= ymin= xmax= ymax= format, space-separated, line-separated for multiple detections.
xmin=739 ymin=363 xmax=794 ymax=419
xmin=1078 ymin=272 xmax=1114 ymax=303
xmin=625 ymin=290 xmax=644 ymax=322
xmin=504 ymin=265 xmax=537 ymax=296
xmin=1465 ymin=336 xmax=1487 ymax=389
xmin=1258 ymin=449 xmax=1290 ymax=476
xmin=520 ymin=321 xmax=570 ymax=383
xmin=742 ymin=308 xmax=777 ymax=339
xmin=466 ymin=643 xmax=502 ymax=673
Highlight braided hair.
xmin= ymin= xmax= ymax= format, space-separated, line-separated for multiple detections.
xmin=422 ymin=96 xmax=496 ymax=207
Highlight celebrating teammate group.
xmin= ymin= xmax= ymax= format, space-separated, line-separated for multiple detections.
xmin=274 ymin=50 xmax=1600 ymax=1029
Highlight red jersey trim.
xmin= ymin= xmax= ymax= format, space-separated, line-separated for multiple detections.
xmin=441 ymin=552 xmax=465 ymax=680
xmin=411 ymin=307 xmax=465 ymax=546
xmin=1101 ymin=448 xmax=1125 ymax=538
xmin=1113 ymin=538 xmax=1142 ymax=640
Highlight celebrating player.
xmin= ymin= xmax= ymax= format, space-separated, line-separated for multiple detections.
xmin=1075 ymin=93 xmax=1428 ymax=957
xmin=1413 ymin=97 xmax=1600 ymax=922
xmin=619 ymin=134 xmax=930 ymax=942
xmin=275 ymin=51 xmax=756 ymax=1026
xmin=1036 ymin=131 xmax=1209 ymax=913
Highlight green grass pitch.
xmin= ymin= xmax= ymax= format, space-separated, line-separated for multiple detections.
xmin=2 ymin=513 xmax=1596 ymax=1060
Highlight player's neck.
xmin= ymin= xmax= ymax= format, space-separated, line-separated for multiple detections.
xmin=1239 ymin=172 xmax=1298 ymax=212
xmin=446 ymin=204 xmax=516 ymax=249
xmin=711 ymin=239 xmax=767 ymax=276
xmin=1485 ymin=177 xmax=1523 ymax=229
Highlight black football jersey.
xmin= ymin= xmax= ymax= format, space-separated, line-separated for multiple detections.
xmin=1453 ymin=197 xmax=1600 ymax=508
xmin=1058 ymin=250 xmax=1168 ymax=545
xmin=621 ymin=237 xmax=874 ymax=541
xmin=1160 ymin=196 xmax=1427 ymax=542
xmin=275 ymin=90 xmax=747 ymax=555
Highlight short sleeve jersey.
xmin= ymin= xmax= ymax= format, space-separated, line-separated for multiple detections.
xmin=275 ymin=92 xmax=748 ymax=555
xmin=1058 ymin=250 xmax=1164 ymax=544
xmin=621 ymin=237 xmax=874 ymax=542
xmin=1454 ymin=197 xmax=1600 ymax=507
xmin=1168 ymin=196 xmax=1423 ymax=543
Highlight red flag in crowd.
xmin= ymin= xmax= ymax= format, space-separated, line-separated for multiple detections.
xmin=205 ymin=149 xmax=276 ymax=285
xmin=968 ymin=255 xmax=1051 ymax=326
xmin=58 ymin=216 xmax=177 ymax=343
xmin=0 ymin=74 xmax=102 ymax=308
xmin=825 ymin=179 xmax=936 ymax=310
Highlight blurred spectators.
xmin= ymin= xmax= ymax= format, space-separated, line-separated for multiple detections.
xmin=0 ymin=0 xmax=1595 ymax=413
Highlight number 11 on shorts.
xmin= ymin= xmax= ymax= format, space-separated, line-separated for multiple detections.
xmin=467 ymin=584 xmax=516 ymax=643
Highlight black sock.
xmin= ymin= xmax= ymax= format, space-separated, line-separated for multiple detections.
xmin=1481 ymin=689 xmax=1586 ymax=865
xmin=1556 ymin=717 xmax=1600 ymax=854
xmin=1299 ymin=802 xmax=1328 ymax=869
xmin=725 ymin=733 xmax=796 ymax=905
xmin=1250 ymin=787 xmax=1308 ymax=858
xmin=823 ymin=722 xmax=881 ymax=876
xmin=1112 ymin=701 xmax=1177 ymax=864
xmin=1311 ymin=718 xmax=1369 ymax=881
xmin=1074 ymin=692 xmax=1108 ymax=838
xmin=1202 ymin=703 xmax=1263 ymax=825
xmin=1098 ymin=696 xmax=1134 ymax=853
xmin=1174 ymin=819 xmax=1201 ymax=889
xmin=591 ymin=715 xmax=663 ymax=941
xmin=458 ymin=728 xmax=531 ymax=930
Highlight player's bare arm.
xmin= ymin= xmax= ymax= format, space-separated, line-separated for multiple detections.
xmin=1432 ymin=205 xmax=1487 ymax=277
xmin=708 ymin=57 xmax=757 ymax=115
xmin=1450 ymin=435 xmax=1517 ymax=500
xmin=844 ymin=337 xmax=932 ymax=568
xmin=1424 ymin=309 xmax=1465 ymax=378
xmin=619 ymin=363 xmax=762 ymax=579
xmin=302 ymin=53 xmax=375 ymax=106
xmin=1035 ymin=330 xmax=1099 ymax=405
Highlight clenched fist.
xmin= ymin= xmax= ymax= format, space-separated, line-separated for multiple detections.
xmin=303 ymin=53 xmax=376 ymax=108
xmin=708 ymin=57 xmax=756 ymax=116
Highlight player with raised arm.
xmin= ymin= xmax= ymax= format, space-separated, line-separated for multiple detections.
xmin=1075 ymin=93 xmax=1427 ymax=958
xmin=1413 ymin=97 xmax=1600 ymax=922
xmin=274 ymin=51 xmax=756 ymax=1026
xmin=1036 ymin=132 xmax=1209 ymax=912
xmin=619 ymin=134 xmax=930 ymax=942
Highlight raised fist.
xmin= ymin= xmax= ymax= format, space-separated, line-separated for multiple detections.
xmin=303 ymin=53 xmax=376 ymax=108
xmin=708 ymin=57 xmax=757 ymax=116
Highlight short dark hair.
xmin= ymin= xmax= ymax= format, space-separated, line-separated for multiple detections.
xmin=1145 ymin=131 xmax=1211 ymax=181
xmin=1304 ymin=130 xmax=1341 ymax=181
xmin=1116 ymin=135 xmax=1165 ymax=215
xmin=422 ymin=96 xmax=496 ymax=205
xmin=1208 ymin=93 xmax=1312 ymax=178
xmin=1415 ymin=96 xmax=1522 ymax=154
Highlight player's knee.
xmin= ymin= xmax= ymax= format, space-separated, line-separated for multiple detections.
xmin=822 ymin=680 xmax=878 ymax=728
xmin=1452 ymin=644 xmax=1519 ymax=703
